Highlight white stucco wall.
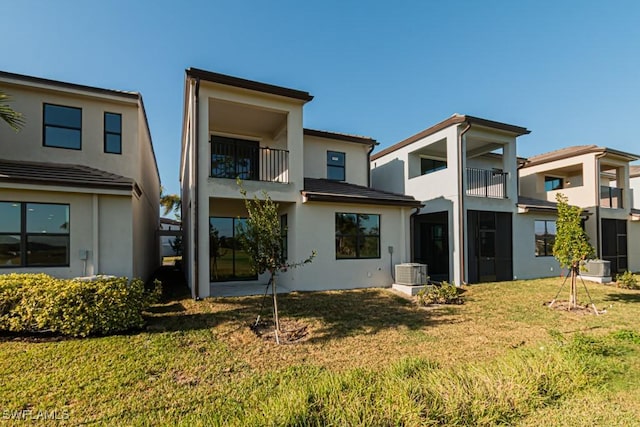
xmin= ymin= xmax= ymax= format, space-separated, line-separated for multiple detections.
xmin=303 ymin=135 xmax=370 ymax=186
xmin=629 ymin=221 xmax=640 ymax=273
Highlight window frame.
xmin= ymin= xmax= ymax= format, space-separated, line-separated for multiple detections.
xmin=280 ymin=214 xmax=288 ymax=260
xmin=335 ymin=212 xmax=381 ymax=260
xmin=544 ymin=176 xmax=563 ymax=192
xmin=0 ymin=201 xmax=70 ymax=268
xmin=43 ymin=103 xmax=82 ymax=150
xmin=327 ymin=151 xmax=346 ymax=181
xmin=420 ymin=157 xmax=447 ymax=175
xmin=104 ymin=112 xmax=122 ymax=154
xmin=534 ymin=219 xmax=556 ymax=257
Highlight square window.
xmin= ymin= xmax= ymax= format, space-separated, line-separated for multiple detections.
xmin=43 ymin=104 xmax=82 ymax=149
xmin=335 ymin=213 xmax=380 ymax=259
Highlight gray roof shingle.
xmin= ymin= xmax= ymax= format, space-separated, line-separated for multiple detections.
xmin=0 ymin=159 xmax=136 ymax=192
xmin=303 ymin=178 xmax=422 ymax=207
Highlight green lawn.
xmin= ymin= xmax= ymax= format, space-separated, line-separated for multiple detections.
xmin=2 ymin=277 xmax=640 ymax=425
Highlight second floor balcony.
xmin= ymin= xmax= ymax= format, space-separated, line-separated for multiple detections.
xmin=600 ymin=186 xmax=623 ymax=208
xmin=466 ymin=168 xmax=508 ymax=199
xmin=211 ymin=137 xmax=289 ymax=183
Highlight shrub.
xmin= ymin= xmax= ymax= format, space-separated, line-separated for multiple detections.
xmin=416 ymin=282 xmax=463 ymax=305
xmin=616 ymin=271 xmax=639 ymax=290
xmin=0 ymin=274 xmax=160 ymax=337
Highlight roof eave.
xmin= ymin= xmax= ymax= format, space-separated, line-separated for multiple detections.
xmin=302 ymin=192 xmax=422 ymax=207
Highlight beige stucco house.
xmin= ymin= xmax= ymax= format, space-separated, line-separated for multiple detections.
xmin=520 ymin=145 xmax=640 ymax=276
xmin=0 ymin=71 xmax=160 ymax=280
xmin=371 ymin=114 xmax=562 ymax=284
xmin=179 ymin=68 xmax=421 ymax=298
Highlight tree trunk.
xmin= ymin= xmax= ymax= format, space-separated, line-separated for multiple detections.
xmin=570 ymin=264 xmax=578 ymax=309
xmin=271 ymin=271 xmax=281 ymax=344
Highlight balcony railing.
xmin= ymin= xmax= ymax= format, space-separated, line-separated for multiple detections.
xmin=466 ymin=168 xmax=508 ymax=199
xmin=210 ymin=139 xmax=289 ymax=183
xmin=600 ymin=186 xmax=623 ymax=208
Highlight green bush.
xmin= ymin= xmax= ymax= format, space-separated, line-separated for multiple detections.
xmin=0 ymin=274 xmax=160 ymax=337
xmin=416 ymin=282 xmax=463 ymax=305
xmin=616 ymin=271 xmax=639 ymax=290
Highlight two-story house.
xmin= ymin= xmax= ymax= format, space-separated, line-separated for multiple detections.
xmin=371 ymin=114 xmax=559 ymax=285
xmin=0 ymin=71 xmax=160 ymax=280
xmin=520 ymin=145 xmax=640 ymax=276
xmin=180 ymin=68 xmax=421 ymax=298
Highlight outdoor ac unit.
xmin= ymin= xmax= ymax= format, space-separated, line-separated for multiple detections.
xmin=395 ymin=263 xmax=428 ymax=285
xmin=584 ymin=260 xmax=611 ymax=277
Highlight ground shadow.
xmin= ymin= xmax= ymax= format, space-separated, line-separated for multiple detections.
xmin=603 ymin=291 xmax=640 ymax=303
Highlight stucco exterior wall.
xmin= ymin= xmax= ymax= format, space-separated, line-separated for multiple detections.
xmin=512 ymin=212 xmax=561 ymax=280
xmin=629 ymin=222 xmax=640 ymax=272
xmin=0 ymin=187 xmax=134 ymax=278
xmin=303 ymin=135 xmax=370 ymax=186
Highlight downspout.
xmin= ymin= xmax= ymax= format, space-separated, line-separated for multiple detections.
xmin=367 ymin=143 xmax=375 ymax=187
xmin=594 ymin=153 xmax=605 ymax=259
xmin=409 ymin=206 xmax=421 ymax=263
xmin=193 ymin=77 xmax=201 ymax=300
xmin=457 ymin=122 xmax=472 ymax=285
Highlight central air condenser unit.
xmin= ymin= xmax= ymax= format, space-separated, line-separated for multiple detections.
xmin=394 ymin=263 xmax=428 ymax=285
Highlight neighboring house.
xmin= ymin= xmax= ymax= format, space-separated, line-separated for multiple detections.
xmin=160 ymin=217 xmax=181 ymax=258
xmin=519 ymin=145 xmax=640 ymax=276
xmin=371 ymin=114 xmax=558 ymax=284
xmin=0 ymin=71 xmax=160 ymax=280
xmin=180 ymin=68 xmax=421 ymax=298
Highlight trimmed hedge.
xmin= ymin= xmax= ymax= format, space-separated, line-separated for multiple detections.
xmin=0 ymin=274 xmax=160 ymax=337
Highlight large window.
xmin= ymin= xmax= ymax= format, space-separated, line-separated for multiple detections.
xmin=280 ymin=214 xmax=288 ymax=260
xmin=535 ymin=220 xmax=556 ymax=257
xmin=544 ymin=176 xmax=563 ymax=191
xmin=211 ymin=136 xmax=259 ymax=180
xmin=327 ymin=151 xmax=346 ymax=181
xmin=43 ymin=104 xmax=82 ymax=150
xmin=335 ymin=213 xmax=380 ymax=259
xmin=0 ymin=202 xmax=70 ymax=267
xmin=209 ymin=217 xmax=257 ymax=281
xmin=421 ymin=157 xmax=447 ymax=175
xmin=104 ymin=112 xmax=122 ymax=154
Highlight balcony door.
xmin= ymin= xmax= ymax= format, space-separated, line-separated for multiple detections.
xmin=211 ymin=135 xmax=259 ymax=180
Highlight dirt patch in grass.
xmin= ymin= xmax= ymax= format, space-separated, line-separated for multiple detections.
xmin=251 ymin=318 xmax=309 ymax=343
xmin=546 ymin=300 xmax=601 ymax=315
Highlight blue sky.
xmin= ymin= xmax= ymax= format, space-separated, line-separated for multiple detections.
xmin=4 ymin=1 xmax=640 ymax=196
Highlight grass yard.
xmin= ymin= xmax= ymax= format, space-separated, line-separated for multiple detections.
xmin=2 ymin=277 xmax=640 ymax=425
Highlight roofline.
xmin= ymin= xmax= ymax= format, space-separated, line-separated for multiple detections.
xmin=371 ymin=115 xmax=530 ymax=160
xmin=0 ymin=70 xmax=139 ymax=100
xmin=301 ymin=191 xmax=423 ymax=207
xmin=303 ymin=128 xmax=378 ymax=146
xmin=0 ymin=176 xmax=135 ymax=192
xmin=186 ymin=68 xmax=314 ymax=102
xmin=523 ymin=146 xmax=640 ymax=168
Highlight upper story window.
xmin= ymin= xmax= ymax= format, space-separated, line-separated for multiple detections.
xmin=421 ymin=157 xmax=447 ymax=175
xmin=0 ymin=201 xmax=70 ymax=267
xmin=43 ymin=104 xmax=82 ymax=150
xmin=104 ymin=112 xmax=122 ymax=154
xmin=327 ymin=151 xmax=345 ymax=181
xmin=544 ymin=176 xmax=563 ymax=191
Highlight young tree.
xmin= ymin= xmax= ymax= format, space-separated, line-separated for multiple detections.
xmin=236 ymin=180 xmax=315 ymax=344
xmin=0 ymin=90 xmax=24 ymax=131
xmin=552 ymin=193 xmax=595 ymax=308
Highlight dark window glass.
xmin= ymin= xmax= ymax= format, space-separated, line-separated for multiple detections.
xmin=209 ymin=216 xmax=257 ymax=281
xmin=535 ymin=220 xmax=556 ymax=257
xmin=421 ymin=158 xmax=447 ymax=175
xmin=335 ymin=213 xmax=380 ymax=259
xmin=544 ymin=176 xmax=563 ymax=191
xmin=0 ymin=202 xmax=70 ymax=267
xmin=43 ymin=104 xmax=81 ymax=149
xmin=327 ymin=151 xmax=345 ymax=181
xmin=104 ymin=112 xmax=122 ymax=154
xmin=210 ymin=136 xmax=259 ymax=180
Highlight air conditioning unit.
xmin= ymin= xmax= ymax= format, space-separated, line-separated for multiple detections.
xmin=584 ymin=259 xmax=611 ymax=277
xmin=395 ymin=263 xmax=428 ymax=285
